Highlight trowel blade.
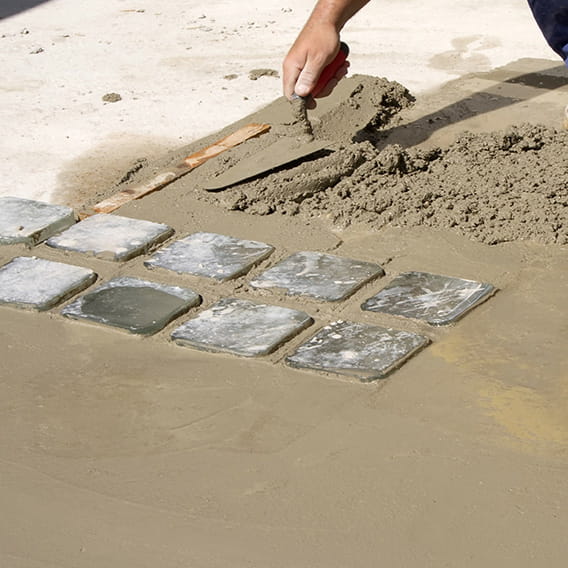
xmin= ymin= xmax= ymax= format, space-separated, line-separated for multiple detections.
xmin=203 ymin=137 xmax=330 ymax=191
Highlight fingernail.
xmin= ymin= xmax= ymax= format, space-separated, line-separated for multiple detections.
xmin=295 ymin=82 xmax=310 ymax=97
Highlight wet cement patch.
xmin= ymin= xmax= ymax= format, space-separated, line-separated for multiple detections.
xmin=250 ymin=251 xmax=384 ymax=302
xmin=361 ymin=271 xmax=495 ymax=326
xmin=0 ymin=196 xmax=75 ymax=246
xmin=62 ymin=276 xmax=200 ymax=335
xmin=46 ymin=213 xmax=174 ymax=261
xmin=286 ymin=320 xmax=430 ymax=382
xmin=171 ymin=297 xmax=313 ymax=357
xmin=0 ymin=256 xmax=96 ymax=311
xmin=56 ymin=133 xmax=176 ymax=211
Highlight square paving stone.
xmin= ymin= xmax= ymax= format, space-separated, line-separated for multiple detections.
xmin=250 ymin=251 xmax=384 ymax=301
xmin=62 ymin=276 xmax=200 ymax=335
xmin=0 ymin=196 xmax=75 ymax=246
xmin=286 ymin=320 xmax=430 ymax=382
xmin=145 ymin=232 xmax=274 ymax=281
xmin=0 ymin=256 xmax=96 ymax=311
xmin=46 ymin=213 xmax=173 ymax=261
xmin=171 ymin=297 xmax=313 ymax=357
xmin=361 ymin=271 xmax=496 ymax=326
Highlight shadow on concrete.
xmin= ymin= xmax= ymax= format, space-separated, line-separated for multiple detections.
xmin=1 ymin=0 xmax=53 ymax=20
xmin=358 ymin=59 xmax=568 ymax=148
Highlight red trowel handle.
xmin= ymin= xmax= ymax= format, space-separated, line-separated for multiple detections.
xmin=311 ymin=41 xmax=350 ymax=97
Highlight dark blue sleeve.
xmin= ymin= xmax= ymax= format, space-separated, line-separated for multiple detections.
xmin=527 ymin=0 xmax=568 ymax=61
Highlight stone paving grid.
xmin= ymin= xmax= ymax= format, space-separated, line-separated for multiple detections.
xmin=62 ymin=277 xmax=201 ymax=335
xmin=0 ymin=199 xmax=498 ymax=381
xmin=250 ymin=251 xmax=385 ymax=301
xmin=0 ymin=196 xmax=75 ymax=246
xmin=0 ymin=256 xmax=96 ymax=311
xmin=286 ymin=320 xmax=430 ymax=382
xmin=361 ymin=271 xmax=496 ymax=326
xmin=171 ymin=297 xmax=313 ymax=357
xmin=46 ymin=213 xmax=174 ymax=261
xmin=145 ymin=232 xmax=274 ymax=281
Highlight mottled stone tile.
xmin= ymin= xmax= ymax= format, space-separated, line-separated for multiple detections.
xmin=361 ymin=271 xmax=496 ymax=326
xmin=250 ymin=251 xmax=384 ymax=301
xmin=0 ymin=196 xmax=75 ymax=246
xmin=145 ymin=232 xmax=274 ymax=281
xmin=62 ymin=276 xmax=200 ymax=335
xmin=0 ymin=256 xmax=96 ymax=311
xmin=286 ymin=320 xmax=430 ymax=382
xmin=171 ymin=297 xmax=313 ymax=357
xmin=46 ymin=214 xmax=173 ymax=261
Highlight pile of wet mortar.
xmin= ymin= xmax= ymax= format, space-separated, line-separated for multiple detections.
xmin=118 ymin=75 xmax=568 ymax=246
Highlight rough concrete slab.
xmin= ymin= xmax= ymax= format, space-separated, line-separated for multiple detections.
xmin=361 ymin=271 xmax=496 ymax=325
xmin=0 ymin=196 xmax=75 ymax=246
xmin=250 ymin=251 xmax=384 ymax=301
xmin=145 ymin=231 xmax=274 ymax=281
xmin=171 ymin=297 xmax=313 ymax=357
xmin=46 ymin=213 xmax=173 ymax=261
xmin=61 ymin=276 xmax=200 ymax=335
xmin=286 ymin=319 xmax=430 ymax=382
xmin=0 ymin=256 xmax=96 ymax=311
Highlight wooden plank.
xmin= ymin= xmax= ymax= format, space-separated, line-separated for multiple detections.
xmin=92 ymin=123 xmax=270 ymax=214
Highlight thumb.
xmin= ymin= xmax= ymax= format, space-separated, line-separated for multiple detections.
xmin=294 ymin=62 xmax=321 ymax=97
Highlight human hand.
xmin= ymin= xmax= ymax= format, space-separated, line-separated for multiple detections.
xmin=282 ymin=22 xmax=349 ymax=107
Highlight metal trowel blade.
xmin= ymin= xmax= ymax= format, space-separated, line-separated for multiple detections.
xmin=203 ymin=137 xmax=330 ymax=191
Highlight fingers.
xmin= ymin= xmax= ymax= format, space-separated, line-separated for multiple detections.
xmin=282 ymin=23 xmax=341 ymax=100
xmin=282 ymin=46 xmax=335 ymax=99
xmin=283 ymin=48 xmax=346 ymax=100
xmin=313 ymin=60 xmax=350 ymax=98
xmin=282 ymin=55 xmax=303 ymax=100
xmin=294 ymin=52 xmax=332 ymax=97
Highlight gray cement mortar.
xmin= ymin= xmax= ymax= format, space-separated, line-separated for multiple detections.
xmin=203 ymin=76 xmax=567 ymax=246
xmin=95 ymin=71 xmax=567 ymax=246
xmin=214 ymin=121 xmax=568 ymax=246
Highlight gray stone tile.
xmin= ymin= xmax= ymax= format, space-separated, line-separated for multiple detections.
xmin=0 ymin=196 xmax=75 ymax=246
xmin=145 ymin=232 xmax=274 ymax=281
xmin=0 ymin=256 xmax=96 ymax=311
xmin=250 ymin=251 xmax=384 ymax=301
xmin=46 ymin=213 xmax=173 ymax=261
xmin=171 ymin=297 xmax=313 ymax=357
xmin=361 ymin=271 xmax=496 ymax=326
xmin=62 ymin=276 xmax=200 ymax=335
xmin=286 ymin=320 xmax=430 ymax=382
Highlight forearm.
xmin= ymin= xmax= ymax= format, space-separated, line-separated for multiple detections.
xmin=305 ymin=0 xmax=371 ymax=32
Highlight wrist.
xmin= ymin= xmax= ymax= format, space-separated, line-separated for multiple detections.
xmin=308 ymin=1 xmax=350 ymax=32
xmin=308 ymin=0 xmax=369 ymax=31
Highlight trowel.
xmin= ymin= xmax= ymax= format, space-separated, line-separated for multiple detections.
xmin=203 ymin=42 xmax=349 ymax=191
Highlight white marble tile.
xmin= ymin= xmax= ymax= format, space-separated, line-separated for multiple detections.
xmin=0 ymin=196 xmax=75 ymax=246
xmin=251 ymin=251 xmax=384 ymax=301
xmin=46 ymin=214 xmax=173 ymax=261
xmin=362 ymin=271 xmax=495 ymax=325
xmin=146 ymin=232 xmax=274 ymax=280
xmin=286 ymin=320 xmax=430 ymax=382
xmin=0 ymin=256 xmax=96 ymax=311
xmin=171 ymin=297 xmax=313 ymax=357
